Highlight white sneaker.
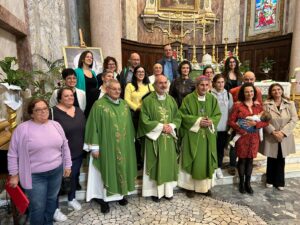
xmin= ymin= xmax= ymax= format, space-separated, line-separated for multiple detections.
xmin=216 ymin=168 xmax=224 ymax=179
xmin=266 ymin=183 xmax=273 ymax=188
xmin=277 ymin=186 xmax=284 ymax=191
xmin=53 ymin=208 xmax=67 ymax=222
xmin=68 ymin=199 xmax=82 ymax=211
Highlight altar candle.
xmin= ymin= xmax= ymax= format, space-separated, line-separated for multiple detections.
xmin=181 ymin=12 xmax=183 ymax=37
xmin=193 ymin=13 xmax=196 ymax=41
xmin=169 ymin=12 xmax=171 ymax=34
xmin=213 ymin=19 xmax=216 ymax=44
xmin=203 ymin=20 xmax=206 ymax=42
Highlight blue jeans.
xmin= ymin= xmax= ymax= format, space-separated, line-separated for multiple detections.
xmin=25 ymin=165 xmax=63 ymax=225
xmin=68 ymin=156 xmax=82 ymax=201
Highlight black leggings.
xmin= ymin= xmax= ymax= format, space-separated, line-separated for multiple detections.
xmin=237 ymin=158 xmax=253 ymax=178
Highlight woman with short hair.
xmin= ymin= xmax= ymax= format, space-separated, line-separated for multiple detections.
xmin=8 ymin=98 xmax=72 ymax=225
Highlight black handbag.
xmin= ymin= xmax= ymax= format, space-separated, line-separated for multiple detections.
xmin=59 ymin=176 xmax=72 ymax=195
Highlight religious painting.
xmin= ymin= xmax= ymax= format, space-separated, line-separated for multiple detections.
xmin=248 ymin=0 xmax=281 ymax=37
xmin=62 ymin=47 xmax=103 ymax=74
xmin=158 ymin=0 xmax=200 ymax=12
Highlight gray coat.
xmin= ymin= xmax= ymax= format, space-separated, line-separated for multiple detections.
xmin=260 ymin=98 xmax=298 ymax=158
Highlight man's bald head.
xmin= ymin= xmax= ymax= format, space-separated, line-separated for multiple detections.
xmin=129 ymin=52 xmax=140 ymax=68
xmin=154 ymin=75 xmax=168 ymax=95
xmin=243 ymin=71 xmax=256 ymax=84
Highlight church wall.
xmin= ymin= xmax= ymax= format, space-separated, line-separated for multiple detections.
xmin=0 ymin=0 xmax=25 ymax=22
xmin=27 ymin=0 xmax=69 ymax=71
xmin=0 ymin=28 xmax=17 ymax=63
xmin=137 ymin=0 xmax=225 ymax=46
xmin=286 ymin=0 xmax=296 ymax=33
xmin=131 ymin=0 xmax=296 ymax=46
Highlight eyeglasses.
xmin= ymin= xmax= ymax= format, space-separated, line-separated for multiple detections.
xmin=137 ymin=71 xmax=145 ymax=74
xmin=108 ymin=63 xmax=116 ymax=66
xmin=229 ymin=61 xmax=236 ymax=64
xmin=33 ymin=107 xmax=49 ymax=113
xmin=108 ymin=87 xmax=121 ymax=92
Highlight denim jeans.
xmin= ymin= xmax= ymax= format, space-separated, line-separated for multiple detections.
xmin=68 ymin=156 xmax=82 ymax=201
xmin=25 ymin=165 xmax=63 ymax=225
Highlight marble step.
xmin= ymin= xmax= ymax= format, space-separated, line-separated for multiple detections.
xmin=215 ymin=162 xmax=300 ymax=185
xmin=70 ymin=137 xmax=300 ymax=201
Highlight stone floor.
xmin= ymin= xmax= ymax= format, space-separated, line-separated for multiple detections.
xmin=1 ymin=178 xmax=299 ymax=225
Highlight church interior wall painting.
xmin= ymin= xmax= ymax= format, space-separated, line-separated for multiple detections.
xmin=62 ymin=47 xmax=103 ymax=75
xmin=248 ymin=0 xmax=282 ymax=37
xmin=158 ymin=0 xmax=199 ymax=12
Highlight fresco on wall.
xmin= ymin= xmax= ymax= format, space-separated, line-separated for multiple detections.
xmin=255 ymin=0 xmax=278 ymax=31
xmin=158 ymin=0 xmax=198 ymax=12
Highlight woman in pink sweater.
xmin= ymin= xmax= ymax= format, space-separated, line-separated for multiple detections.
xmin=7 ymin=98 xmax=72 ymax=225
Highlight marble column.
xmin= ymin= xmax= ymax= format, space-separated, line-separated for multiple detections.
xmin=289 ymin=0 xmax=300 ymax=93
xmin=89 ymin=0 xmax=122 ymax=69
xmin=222 ymin=0 xmax=240 ymax=43
xmin=65 ymin=0 xmax=79 ymax=46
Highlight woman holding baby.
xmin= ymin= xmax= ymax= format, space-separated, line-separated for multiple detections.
xmin=260 ymin=83 xmax=298 ymax=191
xmin=228 ymin=83 xmax=269 ymax=194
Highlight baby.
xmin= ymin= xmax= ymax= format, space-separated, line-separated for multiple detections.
xmin=229 ymin=111 xmax=271 ymax=147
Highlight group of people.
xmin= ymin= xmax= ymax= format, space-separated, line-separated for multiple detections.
xmin=7 ymin=45 xmax=298 ymax=225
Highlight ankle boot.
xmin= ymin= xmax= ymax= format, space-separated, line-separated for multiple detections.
xmin=239 ymin=176 xmax=246 ymax=194
xmin=245 ymin=176 xmax=253 ymax=194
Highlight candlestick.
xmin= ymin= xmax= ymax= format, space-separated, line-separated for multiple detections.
xmin=213 ymin=19 xmax=216 ymax=42
xmin=168 ymin=12 xmax=171 ymax=35
xmin=79 ymin=28 xmax=86 ymax=47
xmin=192 ymin=13 xmax=197 ymax=64
xmin=202 ymin=19 xmax=206 ymax=55
xmin=181 ymin=12 xmax=183 ymax=37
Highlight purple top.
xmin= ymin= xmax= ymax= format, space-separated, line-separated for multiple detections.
xmin=7 ymin=120 xmax=72 ymax=189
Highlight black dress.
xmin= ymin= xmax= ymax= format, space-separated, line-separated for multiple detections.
xmin=84 ymin=75 xmax=99 ymax=118
xmin=169 ymin=77 xmax=195 ymax=107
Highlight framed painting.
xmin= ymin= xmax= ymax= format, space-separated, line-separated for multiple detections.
xmin=62 ymin=47 xmax=103 ymax=75
xmin=158 ymin=0 xmax=200 ymax=12
xmin=248 ymin=0 xmax=281 ymax=36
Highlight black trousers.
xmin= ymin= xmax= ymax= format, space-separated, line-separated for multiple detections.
xmin=216 ymin=131 xmax=228 ymax=168
xmin=266 ymin=144 xmax=285 ymax=187
xmin=131 ymin=110 xmax=143 ymax=167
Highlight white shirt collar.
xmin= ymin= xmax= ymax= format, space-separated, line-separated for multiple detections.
xmin=197 ymin=94 xmax=206 ymax=101
xmin=107 ymin=95 xmax=120 ymax=104
xmin=156 ymin=92 xmax=166 ymax=100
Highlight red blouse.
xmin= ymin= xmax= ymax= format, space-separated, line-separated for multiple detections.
xmin=228 ymin=102 xmax=268 ymax=158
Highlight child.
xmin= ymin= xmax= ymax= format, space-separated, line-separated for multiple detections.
xmin=229 ymin=111 xmax=272 ymax=147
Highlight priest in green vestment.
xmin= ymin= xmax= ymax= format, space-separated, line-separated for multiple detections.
xmin=178 ymin=75 xmax=221 ymax=198
xmin=84 ymin=80 xmax=137 ymax=213
xmin=137 ymin=75 xmax=181 ymax=202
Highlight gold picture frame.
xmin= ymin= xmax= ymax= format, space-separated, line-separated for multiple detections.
xmin=158 ymin=0 xmax=200 ymax=12
xmin=62 ymin=46 xmax=104 ymax=75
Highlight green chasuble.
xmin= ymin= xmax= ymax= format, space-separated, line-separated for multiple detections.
xmin=85 ymin=95 xmax=137 ymax=196
xmin=137 ymin=92 xmax=181 ymax=185
xmin=179 ymin=91 xmax=221 ymax=180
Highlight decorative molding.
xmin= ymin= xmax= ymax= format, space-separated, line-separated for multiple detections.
xmin=0 ymin=5 xmax=27 ymax=37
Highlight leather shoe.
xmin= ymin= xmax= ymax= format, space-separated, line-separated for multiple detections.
xmin=186 ymin=190 xmax=195 ymax=198
xmin=100 ymin=202 xmax=110 ymax=214
xmin=151 ymin=196 xmax=161 ymax=202
xmin=118 ymin=198 xmax=128 ymax=206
